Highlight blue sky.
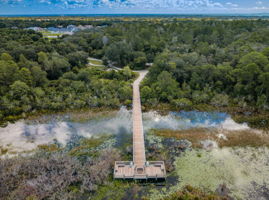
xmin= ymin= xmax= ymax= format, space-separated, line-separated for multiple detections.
xmin=0 ymin=0 xmax=269 ymax=15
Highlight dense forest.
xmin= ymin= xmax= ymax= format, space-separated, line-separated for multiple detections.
xmin=0 ymin=18 xmax=269 ymax=123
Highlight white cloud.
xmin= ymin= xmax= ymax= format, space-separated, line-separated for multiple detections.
xmin=256 ymin=1 xmax=263 ymax=5
xmin=36 ymin=0 xmax=225 ymax=10
xmin=254 ymin=6 xmax=269 ymax=10
xmin=1 ymin=0 xmax=269 ymax=13
xmin=226 ymin=2 xmax=238 ymax=7
xmin=95 ymin=0 xmax=225 ymax=10
xmin=0 ymin=0 xmax=22 ymax=3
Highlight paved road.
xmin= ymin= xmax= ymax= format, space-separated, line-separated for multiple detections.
xmin=132 ymin=70 xmax=148 ymax=167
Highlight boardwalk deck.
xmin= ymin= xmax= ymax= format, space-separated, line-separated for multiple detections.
xmin=114 ymin=71 xmax=166 ymax=181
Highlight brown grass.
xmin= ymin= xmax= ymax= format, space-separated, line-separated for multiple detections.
xmin=25 ymin=107 xmax=117 ymax=123
xmin=38 ymin=144 xmax=62 ymax=152
xmin=153 ymin=128 xmax=216 ymax=148
xmin=0 ymin=147 xmax=8 ymax=155
xmin=153 ymin=128 xmax=269 ymax=148
xmin=219 ymin=130 xmax=269 ymax=148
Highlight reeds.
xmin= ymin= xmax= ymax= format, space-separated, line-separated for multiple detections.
xmin=153 ymin=128 xmax=269 ymax=148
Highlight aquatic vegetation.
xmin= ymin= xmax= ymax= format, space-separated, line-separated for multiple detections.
xmin=173 ymin=147 xmax=269 ymax=199
xmin=0 ymin=108 xmax=268 ymax=199
xmin=67 ymin=109 xmax=117 ymax=123
xmin=218 ymin=130 xmax=269 ymax=148
xmin=38 ymin=144 xmax=62 ymax=152
xmin=92 ymin=181 xmax=134 ymax=200
xmin=146 ymin=132 xmax=164 ymax=149
xmin=68 ymin=135 xmax=115 ymax=157
xmin=154 ymin=185 xmax=227 ymax=200
xmin=153 ymin=128 xmax=269 ymax=148
xmin=0 ymin=109 xmax=262 ymax=158
xmin=233 ymin=113 xmax=269 ymax=130
xmin=0 ymin=146 xmax=8 ymax=155
xmin=152 ymin=128 xmax=213 ymax=148
xmin=145 ymin=132 xmax=192 ymax=172
xmin=174 ymin=111 xmax=229 ymax=125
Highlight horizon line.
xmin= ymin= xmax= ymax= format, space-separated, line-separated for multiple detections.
xmin=1 ymin=13 xmax=269 ymax=17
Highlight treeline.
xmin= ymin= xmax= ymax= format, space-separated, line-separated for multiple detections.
xmin=0 ymin=18 xmax=111 ymax=28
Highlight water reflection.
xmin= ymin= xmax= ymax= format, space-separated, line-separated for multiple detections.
xmin=0 ymin=108 xmax=249 ymax=155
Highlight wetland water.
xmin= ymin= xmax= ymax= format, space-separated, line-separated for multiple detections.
xmin=0 ymin=107 xmax=268 ymax=199
xmin=0 ymin=107 xmax=250 ymax=156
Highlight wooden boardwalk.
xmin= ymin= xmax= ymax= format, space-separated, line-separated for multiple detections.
xmin=132 ymin=71 xmax=147 ymax=167
xmin=114 ymin=71 xmax=166 ymax=180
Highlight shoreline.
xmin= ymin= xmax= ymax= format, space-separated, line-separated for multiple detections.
xmin=1 ymin=103 xmax=269 ymax=130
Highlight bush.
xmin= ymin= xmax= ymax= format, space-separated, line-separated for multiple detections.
xmin=210 ymin=94 xmax=229 ymax=107
xmin=0 ymin=149 xmax=120 ymax=199
xmin=172 ymin=98 xmax=193 ymax=109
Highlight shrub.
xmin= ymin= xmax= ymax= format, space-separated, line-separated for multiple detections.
xmin=172 ymin=98 xmax=193 ymax=109
xmin=210 ymin=94 xmax=229 ymax=107
xmin=0 ymin=149 xmax=120 ymax=199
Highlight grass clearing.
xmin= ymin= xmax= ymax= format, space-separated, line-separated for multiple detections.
xmin=88 ymin=58 xmax=104 ymax=65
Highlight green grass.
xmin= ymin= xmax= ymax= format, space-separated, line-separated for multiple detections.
xmin=40 ymin=30 xmax=63 ymax=39
xmin=88 ymin=58 xmax=103 ymax=65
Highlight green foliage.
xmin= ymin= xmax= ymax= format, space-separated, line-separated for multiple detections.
xmin=1 ymin=18 xmax=269 ymax=122
xmin=142 ymin=29 xmax=269 ymax=110
xmin=104 ymin=41 xmax=133 ymax=67
xmin=132 ymin=55 xmax=147 ymax=69
xmin=153 ymin=71 xmax=179 ymax=102
xmin=0 ymin=55 xmax=19 ymax=87
xmin=239 ymin=52 xmax=268 ymax=69
xmin=210 ymin=94 xmax=229 ymax=107
xmin=10 ymin=80 xmax=31 ymax=99
xmin=92 ymin=181 xmax=132 ymax=200
xmin=172 ymin=98 xmax=193 ymax=109
xmin=18 ymin=67 xmax=33 ymax=86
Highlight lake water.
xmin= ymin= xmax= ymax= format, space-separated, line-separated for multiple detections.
xmin=0 ymin=107 xmax=250 ymax=156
